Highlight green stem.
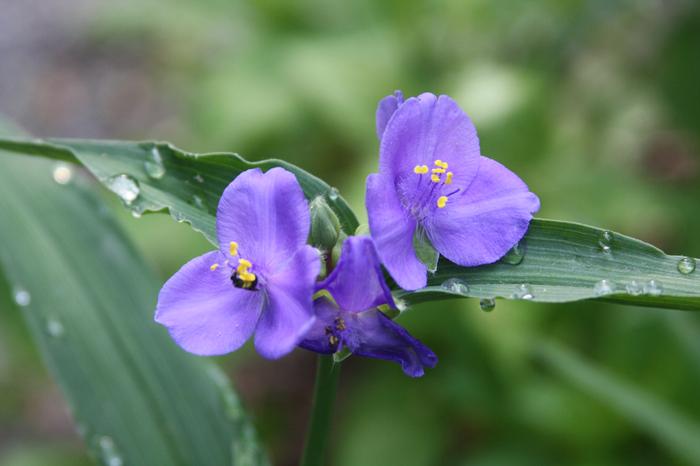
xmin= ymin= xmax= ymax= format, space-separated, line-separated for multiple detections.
xmin=300 ymin=355 xmax=341 ymax=466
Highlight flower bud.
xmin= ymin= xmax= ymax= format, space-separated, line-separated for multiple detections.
xmin=309 ymin=196 xmax=342 ymax=251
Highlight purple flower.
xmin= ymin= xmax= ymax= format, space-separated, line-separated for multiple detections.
xmin=367 ymin=91 xmax=540 ymax=290
xmin=155 ymin=168 xmax=320 ymax=359
xmin=299 ymin=236 xmax=437 ymax=377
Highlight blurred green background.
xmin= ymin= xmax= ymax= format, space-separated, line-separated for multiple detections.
xmin=1 ymin=0 xmax=700 ymax=465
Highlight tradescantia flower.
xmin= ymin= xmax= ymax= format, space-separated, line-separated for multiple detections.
xmin=299 ymin=235 xmax=437 ymax=377
xmin=367 ymin=91 xmax=540 ymax=290
xmin=155 ymin=168 xmax=320 ymax=359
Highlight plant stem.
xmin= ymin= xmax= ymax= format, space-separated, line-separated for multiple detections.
xmin=300 ymin=355 xmax=340 ymax=466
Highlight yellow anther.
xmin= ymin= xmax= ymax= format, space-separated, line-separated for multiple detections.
xmin=432 ymin=167 xmax=446 ymax=174
xmin=431 ymin=174 xmax=441 ymax=183
xmin=239 ymin=271 xmax=256 ymax=283
xmin=434 ymin=160 xmax=448 ymax=169
xmin=238 ymin=258 xmax=252 ymax=268
xmin=437 ymin=196 xmax=448 ymax=208
xmin=229 ymin=241 xmax=239 ymax=256
xmin=445 ymin=172 xmax=453 ymax=184
xmin=210 ymin=263 xmax=219 ymax=271
xmin=413 ymin=165 xmax=429 ymax=174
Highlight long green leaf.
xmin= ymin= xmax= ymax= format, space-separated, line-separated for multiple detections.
xmin=0 ymin=153 xmax=267 ymax=466
xmin=0 ymin=138 xmax=698 ymax=311
xmin=537 ymin=342 xmax=700 ymax=465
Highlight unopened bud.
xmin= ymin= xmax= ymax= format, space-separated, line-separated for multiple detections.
xmin=309 ymin=196 xmax=342 ymax=251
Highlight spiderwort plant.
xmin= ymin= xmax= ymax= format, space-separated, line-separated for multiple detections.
xmin=368 ymin=91 xmax=541 ymax=290
xmin=300 ymin=235 xmax=438 ymax=377
xmin=155 ymin=167 xmax=320 ymax=359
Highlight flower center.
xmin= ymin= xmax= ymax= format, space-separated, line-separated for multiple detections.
xmin=397 ymin=159 xmax=461 ymax=220
xmin=209 ymin=241 xmax=259 ymax=291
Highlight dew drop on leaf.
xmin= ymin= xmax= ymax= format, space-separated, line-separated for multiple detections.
xmin=105 ymin=174 xmax=140 ymax=205
xmin=593 ymin=279 xmax=615 ymax=296
xmin=677 ymin=257 xmax=696 ymax=275
xmin=501 ymin=241 xmax=525 ymax=265
xmin=513 ymin=284 xmax=534 ymax=300
xmin=194 ymin=173 xmax=205 ymax=183
xmin=13 ymin=287 xmax=31 ymax=307
xmin=440 ymin=278 xmax=469 ymax=294
xmin=46 ymin=318 xmax=65 ymax=338
xmin=644 ymin=280 xmax=664 ymax=296
xmin=479 ymin=298 xmax=496 ymax=312
xmin=52 ymin=163 xmax=73 ymax=185
xmin=144 ymin=146 xmax=166 ymax=179
xmin=328 ymin=187 xmax=339 ymax=201
xmin=625 ymin=280 xmax=644 ymax=296
xmin=192 ymin=194 xmax=207 ymax=210
xmin=598 ymin=230 xmax=613 ymax=255
xmin=97 ymin=436 xmax=123 ymax=466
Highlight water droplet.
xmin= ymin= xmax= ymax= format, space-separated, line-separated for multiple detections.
xmin=440 ymin=278 xmax=469 ymax=294
xmin=598 ymin=230 xmax=613 ymax=255
xmin=46 ymin=318 xmax=64 ymax=337
xmin=131 ymin=210 xmax=142 ymax=218
xmin=394 ymin=298 xmax=409 ymax=312
xmin=513 ymin=284 xmax=534 ymax=300
xmin=171 ymin=210 xmax=186 ymax=223
xmin=192 ymin=194 xmax=207 ymax=210
xmin=501 ymin=241 xmax=525 ymax=265
xmin=52 ymin=163 xmax=73 ymax=185
xmin=480 ymin=298 xmax=496 ymax=312
xmin=13 ymin=288 xmax=31 ymax=307
xmin=677 ymin=257 xmax=696 ymax=275
xmin=328 ymin=187 xmax=339 ymax=201
xmin=194 ymin=173 xmax=205 ymax=183
xmin=593 ymin=279 xmax=616 ymax=296
xmin=98 ymin=436 xmax=123 ymax=466
xmin=625 ymin=280 xmax=644 ymax=296
xmin=105 ymin=174 xmax=140 ymax=205
xmin=144 ymin=146 xmax=166 ymax=179
xmin=644 ymin=280 xmax=664 ymax=296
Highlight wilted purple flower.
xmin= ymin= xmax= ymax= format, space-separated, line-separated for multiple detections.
xmin=155 ymin=168 xmax=320 ymax=359
xmin=367 ymin=91 xmax=540 ymax=290
xmin=300 ymin=236 xmax=437 ymax=377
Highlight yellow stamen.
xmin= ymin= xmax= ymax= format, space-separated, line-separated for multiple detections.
xmin=413 ymin=165 xmax=429 ymax=174
xmin=434 ymin=160 xmax=448 ymax=169
xmin=432 ymin=167 xmax=445 ymax=174
xmin=431 ymin=174 xmax=441 ymax=183
xmin=239 ymin=271 xmax=256 ymax=283
xmin=238 ymin=258 xmax=252 ymax=268
xmin=437 ymin=196 xmax=448 ymax=208
xmin=445 ymin=172 xmax=453 ymax=184
xmin=210 ymin=263 xmax=219 ymax=271
xmin=229 ymin=241 xmax=239 ymax=256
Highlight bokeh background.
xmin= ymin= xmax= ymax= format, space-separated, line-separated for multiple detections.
xmin=2 ymin=0 xmax=700 ymax=465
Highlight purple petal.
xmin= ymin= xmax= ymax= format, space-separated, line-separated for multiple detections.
xmin=155 ymin=251 xmax=263 ymax=356
xmin=254 ymin=245 xmax=320 ymax=359
xmin=375 ymin=90 xmax=404 ymax=140
xmin=342 ymin=310 xmax=438 ymax=377
xmin=318 ymin=236 xmax=394 ymax=312
xmin=426 ymin=156 xmax=540 ymax=266
xmin=216 ymin=168 xmax=310 ymax=272
xmin=366 ymin=173 xmax=426 ymax=291
xmin=378 ymin=93 xmax=480 ymax=193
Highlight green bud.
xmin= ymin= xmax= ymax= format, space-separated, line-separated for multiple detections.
xmin=309 ymin=196 xmax=342 ymax=251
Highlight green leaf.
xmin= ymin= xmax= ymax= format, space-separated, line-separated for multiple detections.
xmin=1 ymin=138 xmax=698 ymax=311
xmin=0 ymin=138 xmax=358 ymax=245
xmin=537 ymin=342 xmax=700 ymax=465
xmin=0 ymin=153 xmax=268 ymax=466
xmin=402 ymin=220 xmax=700 ymax=311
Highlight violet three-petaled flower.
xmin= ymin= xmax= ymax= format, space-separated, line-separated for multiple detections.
xmin=367 ymin=91 xmax=541 ymax=290
xmin=299 ymin=235 xmax=437 ymax=377
xmin=155 ymin=168 xmax=320 ymax=359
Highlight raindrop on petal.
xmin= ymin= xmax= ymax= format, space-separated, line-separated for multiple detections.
xmin=144 ymin=146 xmax=166 ymax=179
xmin=13 ymin=288 xmax=31 ymax=307
xmin=677 ymin=257 xmax=696 ymax=275
xmin=440 ymin=278 xmax=469 ymax=294
xmin=593 ymin=279 xmax=616 ymax=296
xmin=479 ymin=298 xmax=496 ymax=312
xmin=52 ymin=164 xmax=73 ymax=185
xmin=105 ymin=174 xmax=140 ymax=205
